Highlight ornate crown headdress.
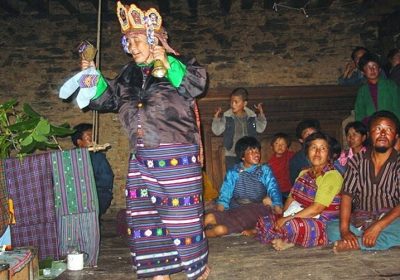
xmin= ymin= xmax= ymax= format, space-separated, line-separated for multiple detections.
xmin=116 ymin=1 xmax=178 ymax=55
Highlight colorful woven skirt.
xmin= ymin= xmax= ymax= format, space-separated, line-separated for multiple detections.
xmin=125 ymin=144 xmax=208 ymax=279
xmin=256 ymin=213 xmax=328 ymax=248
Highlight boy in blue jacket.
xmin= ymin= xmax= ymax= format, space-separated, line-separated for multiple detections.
xmin=204 ymin=136 xmax=282 ymax=237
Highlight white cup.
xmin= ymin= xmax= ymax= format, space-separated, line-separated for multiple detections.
xmin=67 ymin=252 xmax=85 ymax=271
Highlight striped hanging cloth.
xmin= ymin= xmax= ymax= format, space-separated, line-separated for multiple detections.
xmin=0 ymin=160 xmax=9 ymax=238
xmin=50 ymin=148 xmax=99 ymax=266
xmin=4 ymin=153 xmax=59 ymax=260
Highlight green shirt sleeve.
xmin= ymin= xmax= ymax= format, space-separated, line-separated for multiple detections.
xmin=314 ymin=170 xmax=343 ymax=207
xmin=165 ymin=56 xmax=187 ymax=88
xmin=92 ymin=70 xmax=108 ymax=100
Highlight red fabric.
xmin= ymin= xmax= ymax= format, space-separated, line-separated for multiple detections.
xmin=268 ymin=150 xmax=294 ymax=193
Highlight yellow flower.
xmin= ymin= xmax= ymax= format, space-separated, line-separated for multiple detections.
xmin=172 ymin=198 xmax=179 ymax=206
xmin=170 ymin=158 xmax=178 ymax=166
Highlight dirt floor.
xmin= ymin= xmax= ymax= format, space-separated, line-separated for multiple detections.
xmin=57 ymin=214 xmax=400 ymax=280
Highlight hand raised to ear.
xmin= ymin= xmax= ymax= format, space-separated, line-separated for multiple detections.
xmin=152 ymin=46 xmax=170 ymax=69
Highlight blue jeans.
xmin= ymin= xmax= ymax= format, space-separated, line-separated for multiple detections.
xmin=327 ymin=218 xmax=400 ymax=250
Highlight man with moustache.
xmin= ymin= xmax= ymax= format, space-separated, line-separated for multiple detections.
xmin=327 ymin=110 xmax=400 ymax=252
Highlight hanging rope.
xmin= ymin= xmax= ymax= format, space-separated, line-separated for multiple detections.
xmin=92 ymin=0 xmax=102 ymax=146
xmin=89 ymin=0 xmax=110 ymax=152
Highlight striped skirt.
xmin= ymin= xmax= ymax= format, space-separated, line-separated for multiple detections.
xmin=125 ymin=144 xmax=208 ymax=279
xmin=256 ymin=213 xmax=328 ymax=248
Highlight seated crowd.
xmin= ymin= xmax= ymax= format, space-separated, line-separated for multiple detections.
xmin=207 ymin=46 xmax=400 ymax=254
xmin=207 ymin=110 xmax=400 ymax=254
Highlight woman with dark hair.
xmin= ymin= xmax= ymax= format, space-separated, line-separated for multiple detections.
xmin=254 ymin=132 xmax=343 ymax=251
xmin=337 ymin=121 xmax=368 ymax=172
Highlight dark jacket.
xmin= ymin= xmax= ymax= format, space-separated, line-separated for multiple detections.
xmin=88 ymin=58 xmax=207 ymax=152
xmin=223 ymin=116 xmax=257 ymax=150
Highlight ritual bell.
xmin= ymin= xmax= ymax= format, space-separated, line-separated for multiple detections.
xmin=152 ymin=59 xmax=167 ymax=78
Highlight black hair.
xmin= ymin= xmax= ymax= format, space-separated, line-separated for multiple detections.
xmin=351 ymin=46 xmax=369 ymax=61
xmin=358 ymin=52 xmax=381 ymax=71
xmin=328 ymin=136 xmax=342 ymax=161
xmin=295 ymin=119 xmax=321 ymax=140
xmin=304 ymin=131 xmax=333 ymax=160
xmin=387 ymin=48 xmax=400 ymax=67
xmin=235 ymin=136 xmax=261 ymax=161
xmin=345 ymin=121 xmax=368 ymax=136
xmin=71 ymin=123 xmax=93 ymax=147
xmin=270 ymin=132 xmax=291 ymax=148
xmin=230 ymin=87 xmax=249 ymax=101
xmin=345 ymin=121 xmax=368 ymax=147
xmin=368 ymin=110 xmax=400 ymax=135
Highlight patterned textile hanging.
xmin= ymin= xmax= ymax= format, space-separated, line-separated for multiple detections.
xmin=4 ymin=153 xmax=59 ymax=260
xmin=0 ymin=160 xmax=9 ymax=238
xmin=50 ymin=148 xmax=100 ymax=266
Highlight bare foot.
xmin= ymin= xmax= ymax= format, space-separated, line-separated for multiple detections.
xmin=153 ymin=275 xmax=170 ymax=280
xmin=262 ymin=196 xmax=272 ymax=206
xmin=333 ymin=240 xmax=359 ymax=254
xmin=198 ymin=265 xmax=211 ymax=280
xmin=271 ymin=238 xmax=295 ymax=251
xmin=241 ymin=228 xmax=257 ymax=237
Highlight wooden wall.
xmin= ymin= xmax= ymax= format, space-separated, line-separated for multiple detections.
xmin=198 ymin=85 xmax=358 ymax=190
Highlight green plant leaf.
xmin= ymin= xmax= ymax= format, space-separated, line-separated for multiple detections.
xmin=8 ymin=118 xmax=39 ymax=132
xmin=0 ymin=99 xmax=18 ymax=111
xmin=44 ymin=143 xmax=59 ymax=149
xmin=32 ymin=133 xmax=48 ymax=143
xmin=50 ymin=125 xmax=75 ymax=136
xmin=13 ymin=131 xmax=31 ymax=142
xmin=19 ymin=140 xmax=36 ymax=154
xmin=20 ymin=135 xmax=34 ymax=146
xmin=36 ymin=118 xmax=51 ymax=135
xmin=0 ymin=99 xmax=74 ymax=158
xmin=23 ymin=103 xmax=41 ymax=118
xmin=35 ymin=141 xmax=57 ymax=150
xmin=0 ymin=142 xmax=11 ymax=159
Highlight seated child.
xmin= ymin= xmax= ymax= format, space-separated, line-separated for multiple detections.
xmin=267 ymin=133 xmax=294 ymax=202
xmin=71 ymin=123 xmax=114 ymax=222
xmin=204 ymin=136 xmax=283 ymax=238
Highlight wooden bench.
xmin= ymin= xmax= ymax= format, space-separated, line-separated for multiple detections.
xmin=0 ymin=247 xmax=39 ymax=280
xmin=198 ymin=85 xmax=358 ymax=190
